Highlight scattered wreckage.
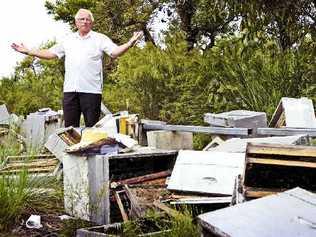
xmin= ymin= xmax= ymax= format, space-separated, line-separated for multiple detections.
xmin=0 ymin=97 xmax=315 ymax=237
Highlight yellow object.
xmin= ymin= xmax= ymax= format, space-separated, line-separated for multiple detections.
xmin=81 ymin=128 xmax=107 ymax=143
xmin=119 ymin=117 xmax=128 ymax=134
xmin=65 ymin=128 xmax=108 ymax=153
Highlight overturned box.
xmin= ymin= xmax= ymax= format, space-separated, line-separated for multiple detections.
xmin=242 ymin=143 xmax=316 ymax=199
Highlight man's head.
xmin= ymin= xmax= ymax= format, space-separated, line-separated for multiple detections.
xmin=75 ymin=9 xmax=94 ymax=35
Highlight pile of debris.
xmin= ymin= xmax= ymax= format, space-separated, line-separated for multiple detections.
xmin=1 ymin=97 xmax=316 ymax=236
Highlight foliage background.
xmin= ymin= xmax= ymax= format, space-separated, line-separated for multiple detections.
xmin=1 ymin=0 xmax=315 ymax=123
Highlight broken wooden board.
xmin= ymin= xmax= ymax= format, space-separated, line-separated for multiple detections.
xmin=167 ymin=150 xmax=245 ymax=195
xmin=256 ymin=128 xmax=316 ymax=137
xmin=206 ymin=135 xmax=310 ymax=153
xmin=243 ymin=143 xmax=316 ymax=198
xmin=0 ymin=157 xmax=59 ymax=174
xmin=45 ymin=127 xmax=81 ymax=161
xmin=143 ymin=124 xmax=250 ymax=136
xmin=198 ymin=187 xmax=316 ymax=237
xmin=269 ymin=97 xmax=316 ymax=128
xmin=204 ymin=110 xmax=267 ymax=129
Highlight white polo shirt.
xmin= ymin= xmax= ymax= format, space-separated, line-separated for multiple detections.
xmin=49 ymin=31 xmax=118 ymax=94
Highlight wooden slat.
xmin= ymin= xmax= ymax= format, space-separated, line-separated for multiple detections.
xmin=247 ymin=143 xmax=316 ymax=157
xmin=114 ymin=191 xmax=129 ymax=222
xmin=115 ymin=170 xmax=171 ymax=186
xmin=247 ymin=157 xmax=316 ymax=168
xmin=257 ymin=128 xmax=316 ymax=137
xmin=153 ymin=200 xmax=179 ymax=218
xmin=123 ymin=185 xmax=144 ymax=218
xmin=6 ymin=154 xmax=55 ymax=161
xmin=143 ymin=124 xmax=250 ymax=136
xmin=1 ymin=158 xmax=58 ymax=171
xmin=0 ymin=166 xmax=57 ymax=174
xmin=243 ymin=187 xmax=285 ymax=198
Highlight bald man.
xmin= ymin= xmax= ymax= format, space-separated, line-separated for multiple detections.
xmin=12 ymin=9 xmax=142 ymax=127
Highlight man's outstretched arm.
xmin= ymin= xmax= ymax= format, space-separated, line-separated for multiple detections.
xmin=111 ymin=31 xmax=143 ymax=59
xmin=11 ymin=43 xmax=57 ymax=60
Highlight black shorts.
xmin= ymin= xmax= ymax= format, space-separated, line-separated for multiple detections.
xmin=63 ymin=92 xmax=102 ymax=127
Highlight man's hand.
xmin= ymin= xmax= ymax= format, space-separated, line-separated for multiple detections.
xmin=128 ymin=31 xmax=144 ymax=47
xmin=11 ymin=43 xmax=29 ymax=55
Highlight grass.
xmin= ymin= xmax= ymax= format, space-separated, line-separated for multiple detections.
xmin=0 ymin=131 xmax=64 ymax=231
xmin=121 ymin=208 xmax=200 ymax=237
xmin=0 ymin=170 xmax=63 ymax=231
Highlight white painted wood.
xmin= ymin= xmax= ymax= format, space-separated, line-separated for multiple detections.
xmin=282 ymin=97 xmax=316 ymax=128
xmin=0 ymin=104 xmax=10 ymax=125
xmin=147 ymin=131 xmax=193 ymax=150
xmin=63 ymin=154 xmax=90 ymax=221
xmin=204 ymin=110 xmax=267 ymax=128
xmin=198 ymin=187 xmax=316 ymax=237
xmin=257 ymin=128 xmax=316 ymax=137
xmin=143 ymin=124 xmax=250 ymax=136
xmin=63 ymin=154 xmax=110 ymax=224
xmin=207 ymin=135 xmax=309 ymax=153
xmin=167 ymin=150 xmax=245 ymax=195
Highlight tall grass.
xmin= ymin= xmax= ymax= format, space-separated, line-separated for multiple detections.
xmin=0 ymin=170 xmax=63 ymax=231
xmin=0 ymin=132 xmax=63 ymax=231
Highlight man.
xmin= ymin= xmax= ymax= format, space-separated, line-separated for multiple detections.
xmin=12 ymin=9 xmax=142 ymax=127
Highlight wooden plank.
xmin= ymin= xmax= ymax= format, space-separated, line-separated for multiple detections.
xmin=6 ymin=154 xmax=55 ymax=161
xmin=247 ymin=157 xmax=316 ymax=168
xmin=0 ymin=166 xmax=57 ymax=174
xmin=247 ymin=143 xmax=316 ymax=157
xmin=153 ymin=200 xmax=179 ymax=218
xmin=257 ymin=128 xmax=316 ymax=137
xmin=143 ymin=124 xmax=250 ymax=136
xmin=198 ymin=187 xmax=316 ymax=237
xmin=0 ymin=158 xmax=58 ymax=171
xmin=114 ymin=191 xmax=129 ymax=222
xmin=243 ymin=187 xmax=284 ymax=198
xmin=88 ymin=155 xmax=110 ymax=224
xmin=123 ymin=185 xmax=144 ymax=218
xmin=114 ymin=170 xmax=171 ymax=186
xmin=208 ymin=135 xmax=309 ymax=153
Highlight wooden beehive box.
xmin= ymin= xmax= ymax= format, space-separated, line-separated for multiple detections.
xmin=243 ymin=143 xmax=316 ymax=199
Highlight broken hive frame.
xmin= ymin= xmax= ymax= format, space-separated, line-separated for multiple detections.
xmin=242 ymin=143 xmax=316 ymax=199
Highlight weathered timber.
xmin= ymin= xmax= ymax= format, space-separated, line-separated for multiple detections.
xmin=246 ymin=143 xmax=316 ymax=157
xmin=243 ymin=143 xmax=316 ymax=198
xmin=123 ymin=185 xmax=144 ymax=218
xmin=257 ymin=128 xmax=316 ymax=137
xmin=6 ymin=154 xmax=55 ymax=161
xmin=243 ymin=187 xmax=286 ymax=198
xmin=114 ymin=191 xmax=129 ymax=222
xmin=153 ymin=200 xmax=179 ymax=218
xmin=206 ymin=135 xmax=310 ymax=153
xmin=114 ymin=170 xmax=171 ymax=186
xmin=143 ymin=124 xmax=250 ymax=136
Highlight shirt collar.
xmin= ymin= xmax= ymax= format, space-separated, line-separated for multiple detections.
xmin=76 ymin=30 xmax=93 ymax=39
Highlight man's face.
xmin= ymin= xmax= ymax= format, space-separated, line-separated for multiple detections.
xmin=75 ymin=11 xmax=93 ymax=34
